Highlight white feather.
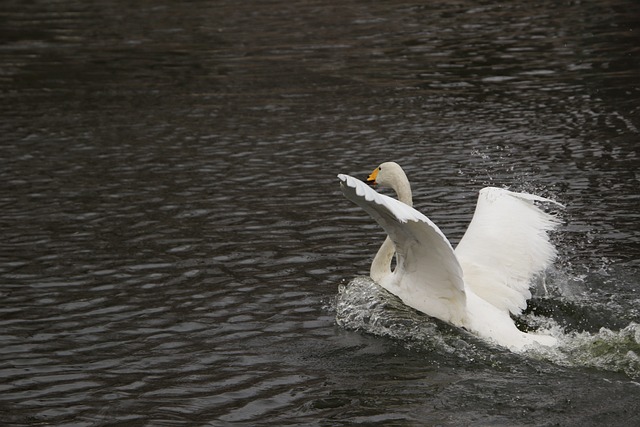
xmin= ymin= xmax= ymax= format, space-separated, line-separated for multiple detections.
xmin=455 ymin=187 xmax=562 ymax=315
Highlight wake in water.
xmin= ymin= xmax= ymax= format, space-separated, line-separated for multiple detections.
xmin=335 ymin=273 xmax=640 ymax=379
xmin=553 ymin=323 xmax=640 ymax=379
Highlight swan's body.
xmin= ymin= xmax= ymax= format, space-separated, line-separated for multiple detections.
xmin=338 ymin=162 xmax=562 ymax=351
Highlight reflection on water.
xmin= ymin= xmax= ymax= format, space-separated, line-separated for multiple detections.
xmin=1 ymin=0 xmax=639 ymax=425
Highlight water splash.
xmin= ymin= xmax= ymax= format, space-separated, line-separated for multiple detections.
xmin=335 ymin=276 xmax=483 ymax=359
xmin=335 ymin=276 xmax=640 ymax=379
xmin=555 ymin=324 xmax=640 ymax=379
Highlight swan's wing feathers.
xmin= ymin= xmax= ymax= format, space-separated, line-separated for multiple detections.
xmin=338 ymin=174 xmax=467 ymax=323
xmin=455 ymin=187 xmax=562 ymax=315
xmin=338 ymin=173 xmax=450 ymax=243
xmin=500 ymin=189 xmax=565 ymax=208
xmin=338 ymin=174 xmax=424 ymax=223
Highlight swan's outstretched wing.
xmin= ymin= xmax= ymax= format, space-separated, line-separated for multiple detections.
xmin=455 ymin=187 xmax=562 ymax=315
xmin=338 ymin=174 xmax=467 ymax=325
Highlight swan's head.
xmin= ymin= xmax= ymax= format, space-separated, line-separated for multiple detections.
xmin=366 ymin=162 xmax=413 ymax=206
xmin=366 ymin=162 xmax=407 ymax=188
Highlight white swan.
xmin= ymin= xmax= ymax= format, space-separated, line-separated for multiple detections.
xmin=338 ymin=162 xmax=563 ymax=351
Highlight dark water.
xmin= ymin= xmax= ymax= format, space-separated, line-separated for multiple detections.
xmin=1 ymin=0 xmax=639 ymax=425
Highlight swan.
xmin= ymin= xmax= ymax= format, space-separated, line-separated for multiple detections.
xmin=338 ymin=162 xmax=563 ymax=351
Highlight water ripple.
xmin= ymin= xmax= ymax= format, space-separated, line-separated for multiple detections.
xmin=1 ymin=0 xmax=639 ymax=424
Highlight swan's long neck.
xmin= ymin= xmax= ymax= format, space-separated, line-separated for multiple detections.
xmin=370 ymin=172 xmax=413 ymax=282
xmin=371 ymin=236 xmax=394 ymax=282
xmin=393 ymin=177 xmax=412 ymax=207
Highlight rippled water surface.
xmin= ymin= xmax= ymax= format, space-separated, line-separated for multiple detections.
xmin=1 ymin=0 xmax=639 ymax=425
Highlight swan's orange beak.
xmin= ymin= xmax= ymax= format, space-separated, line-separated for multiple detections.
xmin=366 ymin=167 xmax=379 ymax=186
